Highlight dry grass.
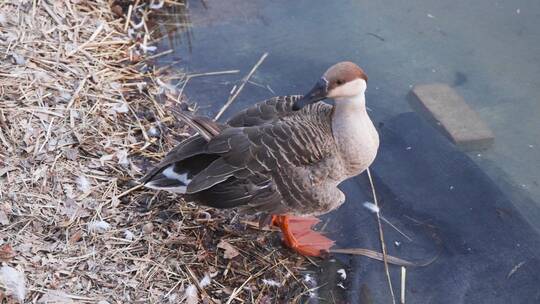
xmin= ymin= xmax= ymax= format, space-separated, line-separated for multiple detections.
xmin=0 ymin=1 xmax=311 ymax=303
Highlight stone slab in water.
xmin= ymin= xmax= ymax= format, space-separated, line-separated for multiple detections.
xmin=408 ymin=83 xmax=494 ymax=151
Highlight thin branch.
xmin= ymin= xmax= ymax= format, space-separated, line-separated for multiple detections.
xmin=214 ymin=52 xmax=268 ymax=120
xmin=367 ymin=167 xmax=396 ymax=304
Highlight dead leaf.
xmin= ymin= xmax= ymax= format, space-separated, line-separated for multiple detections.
xmin=68 ymin=231 xmax=83 ymax=244
xmin=0 ymin=244 xmax=15 ymax=261
xmin=217 ymin=240 xmax=240 ymax=259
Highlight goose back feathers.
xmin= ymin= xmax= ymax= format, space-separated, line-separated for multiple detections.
xmin=141 ymin=95 xmax=358 ymax=217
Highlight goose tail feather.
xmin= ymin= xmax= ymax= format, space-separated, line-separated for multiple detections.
xmin=141 ymin=111 xmax=225 ymax=193
xmin=143 ymin=165 xmax=191 ymax=194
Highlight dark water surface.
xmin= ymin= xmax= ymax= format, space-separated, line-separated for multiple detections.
xmin=152 ymin=0 xmax=540 ymax=302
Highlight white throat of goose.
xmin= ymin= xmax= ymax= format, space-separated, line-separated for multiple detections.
xmin=293 ymin=61 xmax=368 ymax=113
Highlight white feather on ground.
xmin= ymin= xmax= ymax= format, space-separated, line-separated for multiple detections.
xmin=124 ymin=229 xmax=135 ymax=240
xmin=76 ymin=175 xmax=91 ymax=193
xmin=0 ymin=265 xmax=26 ymax=303
xmin=87 ymin=220 xmax=111 ymax=233
xmin=199 ymin=274 xmax=211 ymax=288
xmin=262 ymin=279 xmax=282 ymax=287
xmin=183 ymin=284 xmax=198 ymax=304
xmin=116 ymin=149 xmax=130 ymax=166
xmin=337 ymin=269 xmax=347 ymax=280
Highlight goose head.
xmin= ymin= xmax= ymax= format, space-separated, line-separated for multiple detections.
xmin=293 ymin=61 xmax=368 ymax=110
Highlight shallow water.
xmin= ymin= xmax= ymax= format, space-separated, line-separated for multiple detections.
xmin=152 ymin=0 xmax=540 ymax=302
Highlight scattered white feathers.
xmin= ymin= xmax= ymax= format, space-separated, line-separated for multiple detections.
xmin=363 ymin=201 xmax=380 ymax=214
xmin=199 ymin=273 xmax=211 ymax=288
xmin=76 ymin=175 xmax=91 ymax=193
xmin=124 ymin=229 xmax=135 ymax=240
xmin=132 ymin=19 xmax=144 ymax=30
xmin=139 ymin=43 xmax=157 ymax=53
xmin=87 ymin=220 xmax=111 ymax=233
xmin=303 ymin=273 xmax=318 ymax=299
xmin=337 ymin=269 xmax=347 ymax=280
xmin=0 ymin=265 xmax=26 ymax=303
xmin=116 ymin=150 xmax=129 ymax=166
xmin=262 ymin=279 xmax=282 ymax=287
xmin=148 ymin=126 xmax=160 ymax=137
xmin=183 ymin=284 xmax=198 ymax=304
xmin=303 ymin=273 xmax=315 ymax=284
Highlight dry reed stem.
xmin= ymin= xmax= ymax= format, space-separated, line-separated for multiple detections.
xmin=367 ymin=168 xmax=396 ymax=304
xmin=214 ymin=53 xmax=268 ymax=121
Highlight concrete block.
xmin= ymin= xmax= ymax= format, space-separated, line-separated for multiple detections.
xmin=408 ymin=83 xmax=494 ymax=151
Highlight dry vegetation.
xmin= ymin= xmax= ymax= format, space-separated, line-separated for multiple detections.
xmin=0 ymin=1 xmax=312 ymax=303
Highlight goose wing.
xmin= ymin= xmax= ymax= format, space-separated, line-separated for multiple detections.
xmin=226 ymin=95 xmax=301 ymax=127
xmin=143 ymin=96 xmax=301 ymax=186
xmin=188 ymin=102 xmax=337 ymax=214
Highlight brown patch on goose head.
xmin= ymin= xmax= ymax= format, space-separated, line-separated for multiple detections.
xmin=323 ymin=61 xmax=368 ymax=91
xmin=293 ymin=61 xmax=368 ymax=111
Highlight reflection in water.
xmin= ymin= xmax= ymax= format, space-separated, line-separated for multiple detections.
xmin=148 ymin=2 xmax=193 ymax=53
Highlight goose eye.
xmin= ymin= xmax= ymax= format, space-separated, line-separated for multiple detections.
xmin=336 ymin=79 xmax=344 ymax=85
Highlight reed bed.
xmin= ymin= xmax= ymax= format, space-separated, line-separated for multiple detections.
xmin=0 ymin=1 xmax=310 ymax=302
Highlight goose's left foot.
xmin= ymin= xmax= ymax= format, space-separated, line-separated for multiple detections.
xmin=271 ymin=215 xmax=334 ymax=257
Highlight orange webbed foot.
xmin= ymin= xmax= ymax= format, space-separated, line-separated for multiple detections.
xmin=271 ymin=215 xmax=335 ymax=257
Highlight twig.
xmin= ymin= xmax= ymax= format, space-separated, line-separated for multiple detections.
xmin=363 ymin=202 xmax=413 ymax=241
xmin=42 ymin=0 xmax=62 ymax=25
xmin=188 ymin=70 xmax=240 ymax=78
xmin=225 ymin=275 xmax=254 ymax=304
xmin=380 ymin=216 xmax=413 ymax=242
xmin=400 ymin=267 xmax=406 ymax=304
xmin=124 ymin=4 xmax=134 ymax=32
xmin=66 ymin=77 xmax=88 ymax=109
xmin=67 ymin=22 xmax=105 ymax=57
xmin=116 ymin=184 xmax=143 ymax=199
xmin=367 ymin=167 xmax=396 ymax=304
xmin=185 ymin=266 xmax=218 ymax=304
xmin=37 ymin=117 xmax=54 ymax=155
xmin=329 ymin=248 xmax=417 ymax=267
xmin=214 ymin=52 xmax=268 ymax=120
xmin=178 ymin=70 xmax=240 ymax=97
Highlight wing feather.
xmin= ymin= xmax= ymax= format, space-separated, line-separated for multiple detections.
xmin=226 ymin=95 xmax=301 ymax=127
xmin=143 ymin=98 xmax=337 ymax=216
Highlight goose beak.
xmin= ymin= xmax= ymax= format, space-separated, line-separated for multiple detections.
xmin=293 ymin=78 xmax=329 ymax=111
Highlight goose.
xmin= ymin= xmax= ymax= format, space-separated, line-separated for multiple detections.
xmin=140 ymin=62 xmax=379 ymax=256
